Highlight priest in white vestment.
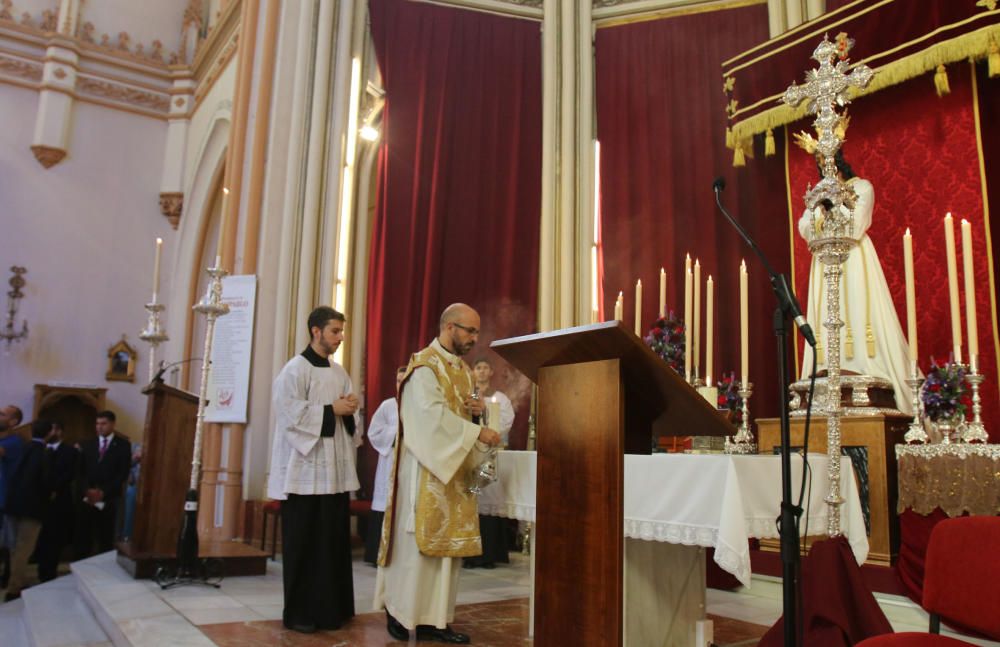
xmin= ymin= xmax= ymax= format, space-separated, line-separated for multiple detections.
xmin=267 ymin=306 xmax=362 ymax=633
xmin=798 ymin=152 xmax=914 ymax=414
xmin=374 ymin=304 xmax=502 ymax=644
xmin=364 ymin=365 xmax=407 ymax=564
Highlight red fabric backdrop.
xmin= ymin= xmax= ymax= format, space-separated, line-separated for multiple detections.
xmin=365 ymin=0 xmax=542 ymax=491
xmin=789 ymin=65 xmax=999 ymax=440
xmin=596 ymin=5 xmax=793 ymax=421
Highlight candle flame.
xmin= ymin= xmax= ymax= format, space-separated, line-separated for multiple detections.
xmin=905 ymin=227 xmax=910 ymax=236
xmin=223 ymin=187 xmax=230 ymax=195
xmin=156 ymin=237 xmax=162 ymax=244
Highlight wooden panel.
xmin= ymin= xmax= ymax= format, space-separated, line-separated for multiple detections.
xmin=129 ymin=383 xmax=199 ymax=558
xmin=757 ymin=414 xmax=909 ymax=565
xmin=535 ymin=359 xmax=623 ymax=647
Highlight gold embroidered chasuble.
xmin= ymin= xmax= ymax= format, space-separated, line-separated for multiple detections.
xmin=378 ymin=341 xmax=483 ymax=565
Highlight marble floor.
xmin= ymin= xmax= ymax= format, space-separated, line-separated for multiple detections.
xmin=3 ymin=548 xmax=999 ymax=646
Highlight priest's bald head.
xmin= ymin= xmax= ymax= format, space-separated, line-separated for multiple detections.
xmin=438 ymin=303 xmax=480 ymax=356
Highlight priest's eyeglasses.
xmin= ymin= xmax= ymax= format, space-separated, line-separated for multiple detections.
xmin=452 ymin=323 xmax=480 ymax=336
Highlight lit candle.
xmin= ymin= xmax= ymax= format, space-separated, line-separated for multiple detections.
xmin=615 ymin=291 xmax=623 ymax=321
xmin=943 ymin=213 xmax=963 ymax=363
xmin=684 ymin=268 xmax=692 ymax=382
xmin=635 ymin=279 xmax=643 ymax=336
xmin=659 ymin=268 xmax=666 ymax=317
xmin=706 ymin=275 xmax=714 ymax=386
xmin=693 ymin=259 xmax=701 ymax=380
xmin=487 ymin=396 xmax=501 ymax=436
xmin=903 ymin=228 xmax=918 ymax=372
xmin=961 ymin=219 xmax=979 ymax=371
xmin=152 ymin=237 xmax=163 ymax=302
xmin=740 ymin=259 xmax=748 ymax=387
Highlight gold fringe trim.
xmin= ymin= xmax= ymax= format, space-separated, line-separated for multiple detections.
xmin=764 ymin=128 xmax=775 ymax=156
xmin=733 ymin=146 xmax=746 ymax=167
xmin=730 ymin=23 xmax=1000 ymax=144
xmin=934 ymin=63 xmax=951 ymax=96
xmin=726 ymin=126 xmax=734 ymax=148
xmin=989 ymin=37 xmax=1000 ymax=77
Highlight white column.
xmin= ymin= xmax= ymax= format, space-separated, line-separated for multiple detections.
xmin=160 ymin=75 xmax=195 ymax=229
xmin=31 ymin=41 xmax=78 ymax=168
xmin=767 ymin=0 xmax=787 ymax=37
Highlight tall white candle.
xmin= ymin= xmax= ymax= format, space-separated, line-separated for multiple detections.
xmin=659 ymin=268 xmax=666 ymax=317
xmin=684 ymin=268 xmax=692 ymax=382
xmin=615 ymin=291 xmax=623 ymax=321
xmin=740 ymin=260 xmax=749 ymax=387
xmin=961 ymin=219 xmax=979 ymax=370
xmin=152 ymin=237 xmax=163 ymax=302
xmin=706 ymin=275 xmax=714 ymax=386
xmin=903 ymin=228 xmax=918 ymax=372
xmin=635 ymin=279 xmax=643 ymax=336
xmin=693 ymin=260 xmax=701 ymax=380
xmin=943 ymin=213 xmax=963 ymax=363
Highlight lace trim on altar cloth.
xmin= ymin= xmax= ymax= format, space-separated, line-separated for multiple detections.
xmin=896 ymin=448 xmax=1000 ymax=517
xmin=478 ymin=501 xmax=536 ymax=521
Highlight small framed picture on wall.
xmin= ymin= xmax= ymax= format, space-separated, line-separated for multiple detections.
xmin=106 ymin=335 xmax=137 ymax=382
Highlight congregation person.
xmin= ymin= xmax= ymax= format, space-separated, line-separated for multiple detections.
xmin=0 ymin=404 xmax=25 ymax=589
xmin=267 ymin=306 xmax=362 ymax=634
xmin=463 ymin=357 xmax=515 ymax=569
xmin=374 ymin=303 xmax=502 ymax=644
xmin=4 ymin=419 xmax=56 ymax=601
xmin=35 ymin=422 xmax=79 ymax=582
xmin=75 ymin=411 xmax=131 ymax=558
xmin=364 ymin=365 xmax=407 ymax=565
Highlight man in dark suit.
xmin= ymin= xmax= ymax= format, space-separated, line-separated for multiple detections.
xmin=5 ymin=419 xmax=56 ymax=600
xmin=75 ymin=411 xmax=131 ymax=558
xmin=35 ymin=422 xmax=78 ymax=581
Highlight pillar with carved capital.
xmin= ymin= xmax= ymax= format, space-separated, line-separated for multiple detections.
xmin=159 ymin=76 xmax=195 ymax=229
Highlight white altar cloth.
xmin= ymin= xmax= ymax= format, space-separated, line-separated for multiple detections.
xmin=478 ymin=451 xmax=869 ymax=588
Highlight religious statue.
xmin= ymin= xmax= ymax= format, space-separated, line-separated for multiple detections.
xmin=794 ymin=122 xmax=914 ymax=414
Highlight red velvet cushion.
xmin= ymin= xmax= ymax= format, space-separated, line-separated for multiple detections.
xmin=922 ymin=516 xmax=1000 ymax=640
xmin=856 ymin=633 xmax=972 ymax=646
xmin=262 ymin=500 xmax=281 ymax=514
xmin=349 ymin=499 xmax=372 ymax=515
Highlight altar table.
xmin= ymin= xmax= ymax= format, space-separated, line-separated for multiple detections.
xmin=479 ymin=450 xmax=869 ymax=588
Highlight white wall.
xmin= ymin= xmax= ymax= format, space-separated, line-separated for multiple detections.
xmin=0 ymin=84 xmax=172 ymax=440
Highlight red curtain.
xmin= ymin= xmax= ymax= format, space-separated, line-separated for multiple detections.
xmin=789 ymin=65 xmax=999 ymax=439
xmin=365 ymin=0 xmax=542 ymax=487
xmin=596 ymin=5 xmax=791 ymax=421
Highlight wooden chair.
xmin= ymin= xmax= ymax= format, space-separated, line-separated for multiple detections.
xmin=856 ymin=516 xmax=1000 ymax=646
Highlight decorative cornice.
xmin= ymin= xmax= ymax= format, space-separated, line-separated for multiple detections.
xmin=159 ymin=192 xmax=184 ymax=229
xmin=30 ymin=144 xmax=66 ymax=168
xmin=192 ymin=34 xmax=238 ymax=111
xmin=0 ymin=51 xmax=41 ymax=80
xmin=76 ymin=74 xmax=170 ymax=113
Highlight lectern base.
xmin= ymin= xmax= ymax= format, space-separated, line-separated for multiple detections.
xmin=116 ymin=540 xmax=269 ymax=579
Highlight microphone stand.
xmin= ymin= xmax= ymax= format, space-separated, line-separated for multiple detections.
xmin=714 ymin=181 xmax=807 ymax=646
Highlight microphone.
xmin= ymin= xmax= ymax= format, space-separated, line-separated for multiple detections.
xmin=150 ymin=358 xmax=202 ymax=385
xmin=710 ymin=178 xmax=817 ymax=347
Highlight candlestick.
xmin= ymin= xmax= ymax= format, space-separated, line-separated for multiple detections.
xmin=614 ymin=291 xmax=623 ymax=321
xmin=961 ymin=370 xmax=989 ymax=443
xmin=725 ymin=382 xmax=755 ymax=454
xmin=740 ymin=259 xmax=748 ymax=388
xmin=943 ymin=213 xmax=962 ymax=364
xmin=659 ymin=268 xmax=666 ymax=317
xmin=961 ymin=219 xmax=979 ymax=371
xmin=706 ymin=275 xmax=714 ymax=386
xmin=903 ymin=228 xmax=918 ymax=373
xmin=635 ymin=279 xmax=642 ymax=336
xmin=684 ymin=268 xmax=692 ymax=382
xmin=903 ymin=374 xmax=928 ymax=444
xmin=152 ymin=237 xmax=163 ymax=302
xmin=693 ymin=260 xmax=701 ymax=382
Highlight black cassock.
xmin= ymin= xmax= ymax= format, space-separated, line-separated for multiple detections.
xmin=281 ymin=491 xmax=355 ymax=629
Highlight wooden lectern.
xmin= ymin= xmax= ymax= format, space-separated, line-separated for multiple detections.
xmin=118 ymin=381 xmax=199 ymax=577
xmin=118 ymin=381 xmax=269 ymax=577
xmin=492 ymin=321 xmax=734 ymax=647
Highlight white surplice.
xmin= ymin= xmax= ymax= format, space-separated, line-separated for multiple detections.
xmin=489 ymin=390 xmax=515 ymax=446
xmin=373 ymin=340 xmax=482 ymax=630
xmin=367 ymin=396 xmax=398 ymax=512
xmin=798 ymin=177 xmax=914 ymax=414
xmin=267 ymin=354 xmax=362 ymax=500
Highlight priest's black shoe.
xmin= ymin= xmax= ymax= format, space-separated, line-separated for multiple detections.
xmin=386 ymin=611 xmax=410 ymax=640
xmin=416 ymin=625 xmax=471 ymax=643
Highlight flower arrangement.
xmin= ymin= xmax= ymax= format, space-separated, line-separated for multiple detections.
xmin=717 ymin=372 xmax=744 ymax=423
xmin=921 ymin=359 xmax=971 ymax=422
xmin=644 ymin=312 xmax=685 ymax=376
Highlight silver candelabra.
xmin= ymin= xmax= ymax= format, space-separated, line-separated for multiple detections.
xmin=139 ymin=302 xmax=169 ymax=383
xmin=725 ymin=383 xmax=756 ymax=454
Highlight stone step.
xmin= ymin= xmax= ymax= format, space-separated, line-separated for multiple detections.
xmin=0 ymin=598 xmax=30 ymax=647
xmin=21 ymin=575 xmax=111 ymax=647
